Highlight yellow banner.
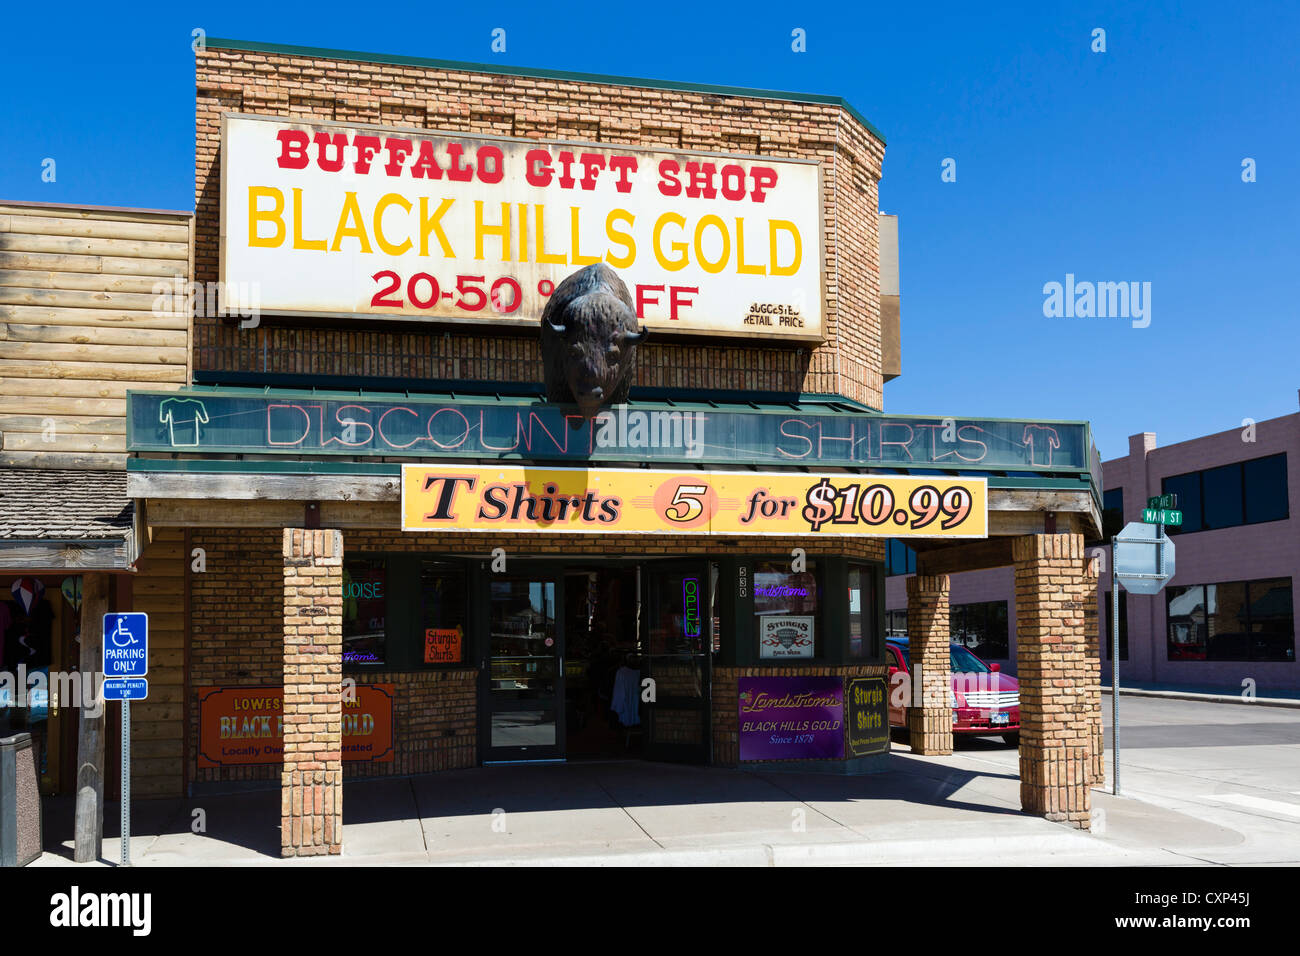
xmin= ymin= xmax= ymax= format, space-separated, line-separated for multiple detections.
xmin=401 ymin=465 xmax=987 ymax=537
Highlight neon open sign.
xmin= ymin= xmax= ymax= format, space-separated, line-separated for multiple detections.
xmin=683 ymin=577 xmax=702 ymax=638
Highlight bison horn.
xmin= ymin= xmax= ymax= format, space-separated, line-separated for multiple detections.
xmin=545 ymin=316 xmax=567 ymax=335
xmin=622 ymin=325 xmax=649 ymax=345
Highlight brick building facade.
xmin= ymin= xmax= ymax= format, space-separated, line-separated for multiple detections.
xmin=0 ymin=37 xmax=1108 ymax=856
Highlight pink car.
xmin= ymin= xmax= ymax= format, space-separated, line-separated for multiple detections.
xmin=886 ymin=637 xmax=1021 ymax=746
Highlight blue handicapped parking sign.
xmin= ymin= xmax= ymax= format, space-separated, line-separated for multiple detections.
xmin=103 ymin=612 xmax=148 ymax=678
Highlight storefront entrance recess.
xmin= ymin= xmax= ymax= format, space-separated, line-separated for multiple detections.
xmin=481 ymin=561 xmax=713 ymax=764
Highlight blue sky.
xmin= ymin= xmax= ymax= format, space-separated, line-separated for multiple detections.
xmin=2 ymin=1 xmax=1296 ymax=460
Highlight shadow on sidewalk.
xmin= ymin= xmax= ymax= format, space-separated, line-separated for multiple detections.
xmin=38 ymin=750 xmax=1030 ymax=863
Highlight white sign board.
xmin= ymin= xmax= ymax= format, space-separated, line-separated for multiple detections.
xmin=759 ymin=615 xmax=816 ymax=659
xmin=220 ymin=114 xmax=825 ymax=341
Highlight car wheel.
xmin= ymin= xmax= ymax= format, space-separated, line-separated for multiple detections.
xmin=1002 ymin=732 xmax=1020 ymax=748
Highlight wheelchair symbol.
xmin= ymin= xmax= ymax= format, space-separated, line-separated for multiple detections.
xmin=110 ymin=618 xmax=139 ymax=648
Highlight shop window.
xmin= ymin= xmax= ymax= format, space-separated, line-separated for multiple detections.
xmin=1103 ymin=590 xmax=1129 ymax=660
xmin=847 ymin=563 xmax=877 ymax=659
xmin=1166 ymin=578 xmax=1295 ymax=662
xmin=754 ymin=560 xmax=820 ymax=660
xmin=420 ymin=560 xmax=469 ymax=665
xmin=342 ymin=558 xmax=386 ymax=666
xmin=949 ymin=600 xmax=1009 ymax=660
xmin=885 ymin=609 xmax=908 ymax=638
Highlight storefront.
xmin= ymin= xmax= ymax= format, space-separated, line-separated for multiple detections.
xmin=5 ymin=37 xmax=1107 ymax=855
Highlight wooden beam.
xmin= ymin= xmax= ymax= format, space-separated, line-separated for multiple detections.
xmin=0 ymin=250 xmax=188 ymax=278
xmin=146 ymin=498 xmax=304 ymax=528
xmin=0 ymin=450 xmax=127 ymax=469
xmin=0 ymin=304 xmax=187 ymax=330
xmin=988 ymin=510 xmax=1089 ymax=537
xmin=0 ymin=376 xmax=179 ymax=398
xmin=0 ymin=540 xmax=131 ymax=570
xmin=916 ymin=538 xmax=1015 ymax=576
xmin=0 ymin=233 xmax=187 ymax=261
xmin=0 ymin=341 xmax=188 ymax=365
xmin=3 ymin=432 xmax=126 ymax=453
xmin=0 ymin=213 xmax=190 ymax=242
xmin=0 ymin=268 xmax=169 ymax=295
xmin=74 ymin=572 xmax=109 ymax=863
xmin=988 ymin=488 xmax=1093 ymax=513
xmin=128 ymin=471 xmax=401 ymax=502
xmin=0 ymin=359 xmax=186 ymax=383
xmin=2 ymin=322 xmax=188 ymax=348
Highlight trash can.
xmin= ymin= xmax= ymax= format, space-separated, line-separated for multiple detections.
xmin=0 ymin=733 xmax=42 ymax=867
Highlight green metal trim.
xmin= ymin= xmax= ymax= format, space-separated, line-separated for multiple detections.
xmin=125 ymin=457 xmax=1094 ymax=493
xmin=126 ymin=386 xmax=1088 ymax=428
xmin=204 ymin=36 xmax=886 ymax=145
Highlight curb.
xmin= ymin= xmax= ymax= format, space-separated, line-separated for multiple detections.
xmin=1103 ymin=687 xmax=1300 ymax=709
xmin=441 ymin=831 xmax=1121 ymax=867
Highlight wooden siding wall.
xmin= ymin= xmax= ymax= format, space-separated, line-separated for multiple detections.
xmin=127 ymin=527 xmax=188 ymax=797
xmin=0 ymin=202 xmax=193 ymax=470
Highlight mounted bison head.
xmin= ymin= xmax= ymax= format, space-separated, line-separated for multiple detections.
xmin=540 ymin=262 xmax=648 ymax=422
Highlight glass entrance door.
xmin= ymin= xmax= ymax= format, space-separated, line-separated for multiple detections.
xmin=641 ymin=561 xmax=713 ymax=763
xmin=484 ymin=576 xmax=564 ymax=761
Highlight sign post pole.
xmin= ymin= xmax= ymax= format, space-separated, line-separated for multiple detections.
xmin=102 ymin=611 xmax=148 ymax=868
xmin=121 ymin=699 xmax=130 ymax=866
xmin=1110 ymin=509 xmax=1179 ymax=798
xmin=1111 ymin=538 xmax=1120 ymax=796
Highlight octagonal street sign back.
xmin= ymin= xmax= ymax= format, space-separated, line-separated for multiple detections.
xmin=1114 ymin=521 xmax=1176 ymax=595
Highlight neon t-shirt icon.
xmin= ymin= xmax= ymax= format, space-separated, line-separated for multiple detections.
xmin=159 ymin=397 xmax=210 ymax=447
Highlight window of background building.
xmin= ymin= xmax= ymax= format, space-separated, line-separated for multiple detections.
xmin=1103 ymin=590 xmax=1129 ymax=660
xmin=1166 ymin=577 xmax=1294 ymax=662
xmin=885 ymin=609 xmax=908 ymax=637
xmin=420 ymin=560 xmax=469 ymax=665
xmin=342 ymin=557 xmax=386 ymax=666
xmin=1244 ymin=455 xmax=1290 ymax=523
xmin=1102 ymin=487 xmax=1124 ymax=539
xmin=950 ymin=600 xmax=1009 ymax=660
xmin=885 ymin=539 xmax=916 ymax=576
xmin=1164 ymin=453 xmax=1289 ymax=535
xmin=847 ymin=563 xmax=876 ymax=658
xmin=754 ymin=560 xmax=821 ymax=659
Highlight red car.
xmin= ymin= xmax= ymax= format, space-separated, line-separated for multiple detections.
xmin=886 ymin=637 xmax=1020 ymax=746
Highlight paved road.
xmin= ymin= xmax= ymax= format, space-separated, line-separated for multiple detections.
xmin=936 ymin=692 xmax=1300 ymax=864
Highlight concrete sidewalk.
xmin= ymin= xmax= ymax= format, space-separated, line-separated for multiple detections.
xmin=31 ymin=749 xmax=1251 ymax=867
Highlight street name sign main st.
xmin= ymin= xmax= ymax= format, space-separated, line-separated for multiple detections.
xmin=1142 ymin=507 xmax=1183 ymax=526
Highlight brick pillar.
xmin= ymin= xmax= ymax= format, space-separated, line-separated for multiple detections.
xmin=281 ymin=528 xmax=344 ymax=857
xmin=1014 ymin=534 xmax=1091 ymax=829
xmin=1082 ymin=553 xmax=1105 ymax=786
xmin=905 ymin=574 xmax=952 ymax=755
